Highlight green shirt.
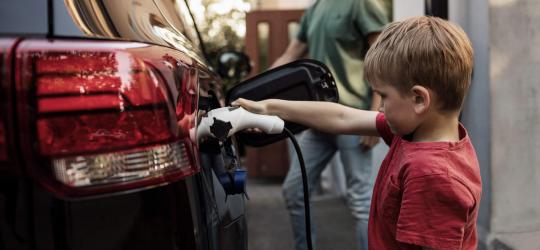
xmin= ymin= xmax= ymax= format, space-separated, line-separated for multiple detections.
xmin=297 ymin=0 xmax=391 ymax=109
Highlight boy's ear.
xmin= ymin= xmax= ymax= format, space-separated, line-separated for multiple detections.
xmin=410 ymin=85 xmax=430 ymax=114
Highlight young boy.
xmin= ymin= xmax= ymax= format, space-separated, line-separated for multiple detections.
xmin=232 ymin=16 xmax=481 ymax=250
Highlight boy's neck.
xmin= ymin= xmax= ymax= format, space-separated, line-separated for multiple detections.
xmin=411 ymin=111 xmax=461 ymax=142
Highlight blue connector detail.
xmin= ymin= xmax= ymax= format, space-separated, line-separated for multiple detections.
xmin=217 ymin=169 xmax=248 ymax=198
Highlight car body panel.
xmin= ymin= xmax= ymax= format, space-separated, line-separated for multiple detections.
xmin=59 ymin=0 xmax=205 ymax=64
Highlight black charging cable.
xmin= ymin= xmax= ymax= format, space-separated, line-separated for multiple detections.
xmin=283 ymin=128 xmax=313 ymax=250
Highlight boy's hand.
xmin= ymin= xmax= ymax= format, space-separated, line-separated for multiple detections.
xmin=231 ymin=98 xmax=269 ymax=115
xmin=360 ymin=136 xmax=379 ymax=151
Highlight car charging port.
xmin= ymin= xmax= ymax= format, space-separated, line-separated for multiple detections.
xmin=197 ymin=106 xmax=313 ymax=250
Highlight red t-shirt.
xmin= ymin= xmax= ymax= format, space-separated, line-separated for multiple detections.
xmin=369 ymin=113 xmax=482 ymax=250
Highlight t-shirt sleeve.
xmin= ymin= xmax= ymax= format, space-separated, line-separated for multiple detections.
xmin=354 ymin=0 xmax=391 ymax=36
xmin=296 ymin=6 xmax=315 ymax=42
xmin=396 ymin=174 xmax=475 ymax=249
xmin=376 ymin=112 xmax=394 ymax=145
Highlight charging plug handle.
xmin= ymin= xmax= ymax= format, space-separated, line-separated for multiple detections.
xmin=197 ymin=107 xmax=284 ymax=141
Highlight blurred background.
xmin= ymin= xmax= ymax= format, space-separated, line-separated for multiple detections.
xmin=190 ymin=0 xmax=540 ymax=249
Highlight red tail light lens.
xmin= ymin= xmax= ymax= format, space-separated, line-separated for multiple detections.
xmin=15 ymin=39 xmax=199 ymax=196
xmin=35 ymin=50 xmax=171 ymax=156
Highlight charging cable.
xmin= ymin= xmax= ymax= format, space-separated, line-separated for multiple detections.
xmin=284 ymin=128 xmax=313 ymax=250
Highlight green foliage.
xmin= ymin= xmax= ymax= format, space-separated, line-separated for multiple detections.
xmin=191 ymin=0 xmax=249 ymax=53
xmin=188 ymin=0 xmax=251 ymax=89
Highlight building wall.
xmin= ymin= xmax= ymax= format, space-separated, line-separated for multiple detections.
xmin=488 ymin=0 xmax=540 ymax=248
xmin=452 ymin=0 xmax=540 ymax=249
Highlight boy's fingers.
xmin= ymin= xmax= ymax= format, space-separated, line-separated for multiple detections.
xmin=230 ymin=98 xmax=265 ymax=114
xmin=231 ymin=99 xmax=240 ymax=106
xmin=231 ymin=98 xmax=247 ymax=107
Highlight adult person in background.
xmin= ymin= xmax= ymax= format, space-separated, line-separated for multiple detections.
xmin=269 ymin=0 xmax=392 ymax=249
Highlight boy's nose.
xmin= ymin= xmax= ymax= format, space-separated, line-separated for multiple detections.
xmin=378 ymin=106 xmax=384 ymax=113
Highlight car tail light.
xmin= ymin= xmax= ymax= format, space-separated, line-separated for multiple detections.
xmin=15 ymin=39 xmax=199 ymax=196
xmin=53 ymin=142 xmax=190 ymax=187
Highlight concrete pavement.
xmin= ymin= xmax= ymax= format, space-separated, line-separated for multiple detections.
xmin=246 ymin=178 xmax=356 ymax=250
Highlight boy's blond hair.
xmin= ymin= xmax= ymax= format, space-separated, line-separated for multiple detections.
xmin=365 ymin=16 xmax=474 ymax=111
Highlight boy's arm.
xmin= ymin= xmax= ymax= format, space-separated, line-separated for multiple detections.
xmin=231 ymin=98 xmax=380 ymax=136
xmin=360 ymin=89 xmax=382 ymax=150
